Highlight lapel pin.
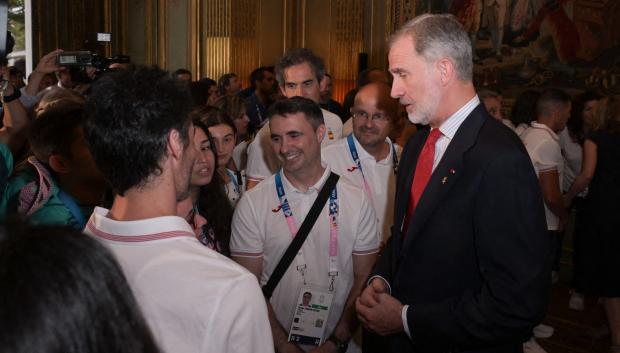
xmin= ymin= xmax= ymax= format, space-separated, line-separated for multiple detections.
xmin=449 ymin=168 xmax=456 ymax=174
xmin=442 ymin=176 xmax=448 ymax=184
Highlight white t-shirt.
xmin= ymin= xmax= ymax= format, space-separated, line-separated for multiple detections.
xmin=521 ymin=122 xmax=564 ymax=230
xmin=246 ymin=109 xmax=343 ymax=182
xmin=84 ymin=207 xmax=274 ymax=353
xmin=558 ymin=127 xmax=586 ymax=196
xmin=230 ymin=167 xmax=378 ymax=347
xmin=321 ymin=135 xmax=400 ymax=244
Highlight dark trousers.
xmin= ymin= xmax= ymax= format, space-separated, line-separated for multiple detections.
xmin=549 ymin=230 xmax=563 ymax=273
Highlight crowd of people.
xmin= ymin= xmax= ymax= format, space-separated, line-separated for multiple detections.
xmin=0 ymin=13 xmax=618 ymax=353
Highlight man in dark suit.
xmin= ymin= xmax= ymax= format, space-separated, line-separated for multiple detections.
xmin=356 ymin=14 xmax=551 ymax=353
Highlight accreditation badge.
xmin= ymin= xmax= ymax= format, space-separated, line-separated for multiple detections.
xmin=288 ymin=285 xmax=335 ymax=346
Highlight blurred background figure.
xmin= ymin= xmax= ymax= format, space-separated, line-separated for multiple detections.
xmin=218 ymin=73 xmax=242 ymax=96
xmin=0 ymin=222 xmax=159 ymax=353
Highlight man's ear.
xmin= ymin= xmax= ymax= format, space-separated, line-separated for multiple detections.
xmin=316 ymin=124 xmax=326 ymax=143
xmin=48 ymin=154 xmax=71 ymax=174
xmin=167 ymin=129 xmax=184 ymax=161
xmin=436 ymin=58 xmax=455 ymax=86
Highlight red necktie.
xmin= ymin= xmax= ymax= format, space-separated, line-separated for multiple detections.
xmin=403 ymin=128 xmax=442 ymax=235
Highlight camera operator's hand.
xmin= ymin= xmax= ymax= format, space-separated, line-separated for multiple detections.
xmin=26 ymin=49 xmax=64 ymax=97
xmin=35 ymin=49 xmax=63 ymax=74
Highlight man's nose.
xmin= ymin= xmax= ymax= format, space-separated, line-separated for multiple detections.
xmin=391 ymin=80 xmax=403 ymax=98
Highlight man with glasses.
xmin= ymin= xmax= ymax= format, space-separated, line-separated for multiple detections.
xmin=322 ymin=82 xmax=400 ymax=246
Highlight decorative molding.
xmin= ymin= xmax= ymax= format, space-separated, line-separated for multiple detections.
xmin=157 ymin=0 xmax=167 ymax=68
xmin=188 ymin=0 xmax=202 ymax=78
xmin=330 ymin=0 xmax=364 ymax=101
xmin=145 ymin=0 xmax=155 ymax=65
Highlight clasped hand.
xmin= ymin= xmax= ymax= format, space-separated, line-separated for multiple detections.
xmin=355 ymin=278 xmax=405 ymax=336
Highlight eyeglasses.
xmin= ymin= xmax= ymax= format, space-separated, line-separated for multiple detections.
xmin=351 ymin=110 xmax=388 ymax=122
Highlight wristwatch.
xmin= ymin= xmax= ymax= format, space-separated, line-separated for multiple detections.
xmin=1 ymin=85 xmax=21 ymax=103
xmin=327 ymin=335 xmax=348 ymax=353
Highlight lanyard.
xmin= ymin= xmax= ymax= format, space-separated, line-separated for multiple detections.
xmin=346 ymin=135 xmax=399 ymax=206
xmin=57 ymin=190 xmax=86 ymax=229
xmin=275 ymin=171 xmax=339 ymax=290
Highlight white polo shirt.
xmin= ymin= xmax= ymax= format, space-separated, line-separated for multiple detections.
xmin=231 ymin=167 xmax=379 ymax=344
xmin=521 ymin=122 xmax=564 ymax=230
xmin=246 ymin=109 xmax=344 ymax=182
xmin=321 ymin=135 xmax=400 ymax=244
xmin=84 ymin=207 xmax=274 ymax=353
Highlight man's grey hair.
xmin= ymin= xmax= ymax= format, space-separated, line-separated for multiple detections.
xmin=389 ymin=14 xmax=473 ymax=82
xmin=275 ymin=48 xmax=326 ymax=87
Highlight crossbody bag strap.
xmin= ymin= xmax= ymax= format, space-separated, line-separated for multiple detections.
xmin=262 ymin=172 xmax=340 ymax=299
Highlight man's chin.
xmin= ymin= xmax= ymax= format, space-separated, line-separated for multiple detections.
xmin=407 ymin=112 xmax=430 ymax=125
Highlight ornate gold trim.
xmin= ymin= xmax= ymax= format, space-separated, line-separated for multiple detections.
xmin=157 ymin=0 xmax=167 ymax=68
xmin=103 ymin=0 xmax=112 ymax=57
xmin=188 ymin=0 xmax=202 ymax=78
xmin=145 ymin=0 xmax=155 ymax=65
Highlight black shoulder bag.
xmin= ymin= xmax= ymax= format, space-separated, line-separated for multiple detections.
xmin=262 ymin=172 xmax=339 ymax=299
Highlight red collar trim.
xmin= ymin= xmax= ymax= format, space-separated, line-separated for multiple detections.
xmin=87 ymin=221 xmax=195 ymax=243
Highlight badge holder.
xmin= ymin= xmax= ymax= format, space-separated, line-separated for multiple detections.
xmin=288 ymin=284 xmax=335 ymax=347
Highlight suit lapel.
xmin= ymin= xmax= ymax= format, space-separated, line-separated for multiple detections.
xmin=401 ymin=105 xmax=487 ymax=251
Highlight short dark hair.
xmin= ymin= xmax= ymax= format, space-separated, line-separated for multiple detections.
xmin=217 ymin=73 xmax=237 ymax=95
xmin=174 ymin=68 xmax=192 ymax=79
xmin=84 ymin=66 xmax=193 ymax=196
xmin=0 ymin=221 xmax=159 ymax=353
xmin=536 ymin=88 xmax=571 ymax=117
xmin=275 ymin=48 xmax=325 ymax=87
xmin=268 ymin=96 xmax=324 ymax=130
xmin=249 ymin=66 xmax=273 ymax=87
xmin=510 ymin=90 xmax=540 ymax=126
xmin=29 ymin=105 xmax=85 ymax=162
xmin=190 ymin=78 xmax=217 ymax=107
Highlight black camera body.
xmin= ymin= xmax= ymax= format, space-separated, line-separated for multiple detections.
xmin=57 ymin=51 xmax=116 ymax=72
xmin=57 ymin=51 xmax=130 ymax=85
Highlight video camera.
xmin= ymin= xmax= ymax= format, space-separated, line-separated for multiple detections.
xmin=57 ymin=51 xmax=130 ymax=72
xmin=56 ymin=32 xmax=130 ymax=84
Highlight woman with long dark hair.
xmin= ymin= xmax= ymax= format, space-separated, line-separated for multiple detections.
xmin=177 ymin=118 xmax=234 ymax=256
xmin=564 ymin=96 xmax=620 ymax=352
xmin=193 ymin=106 xmax=246 ymax=207
xmin=560 ymin=91 xmax=602 ymax=311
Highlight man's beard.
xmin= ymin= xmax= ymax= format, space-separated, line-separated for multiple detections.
xmin=175 ymin=159 xmax=195 ymax=202
xmin=407 ymin=83 xmax=442 ymax=126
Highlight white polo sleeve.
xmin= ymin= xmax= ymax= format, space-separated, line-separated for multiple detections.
xmin=230 ymin=192 xmax=265 ymax=257
xmin=533 ymin=139 xmax=561 ymax=173
xmin=352 ymin=191 xmax=380 ymax=255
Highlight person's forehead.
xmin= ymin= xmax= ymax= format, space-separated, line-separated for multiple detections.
xmin=271 ymin=112 xmax=312 ymax=129
xmin=353 ymin=93 xmax=383 ymax=112
xmin=389 ymin=37 xmax=419 ymax=66
xmin=284 ymin=62 xmax=315 ymax=82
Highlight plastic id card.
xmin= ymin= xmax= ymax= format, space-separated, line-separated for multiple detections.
xmin=288 ymin=286 xmax=335 ymax=346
